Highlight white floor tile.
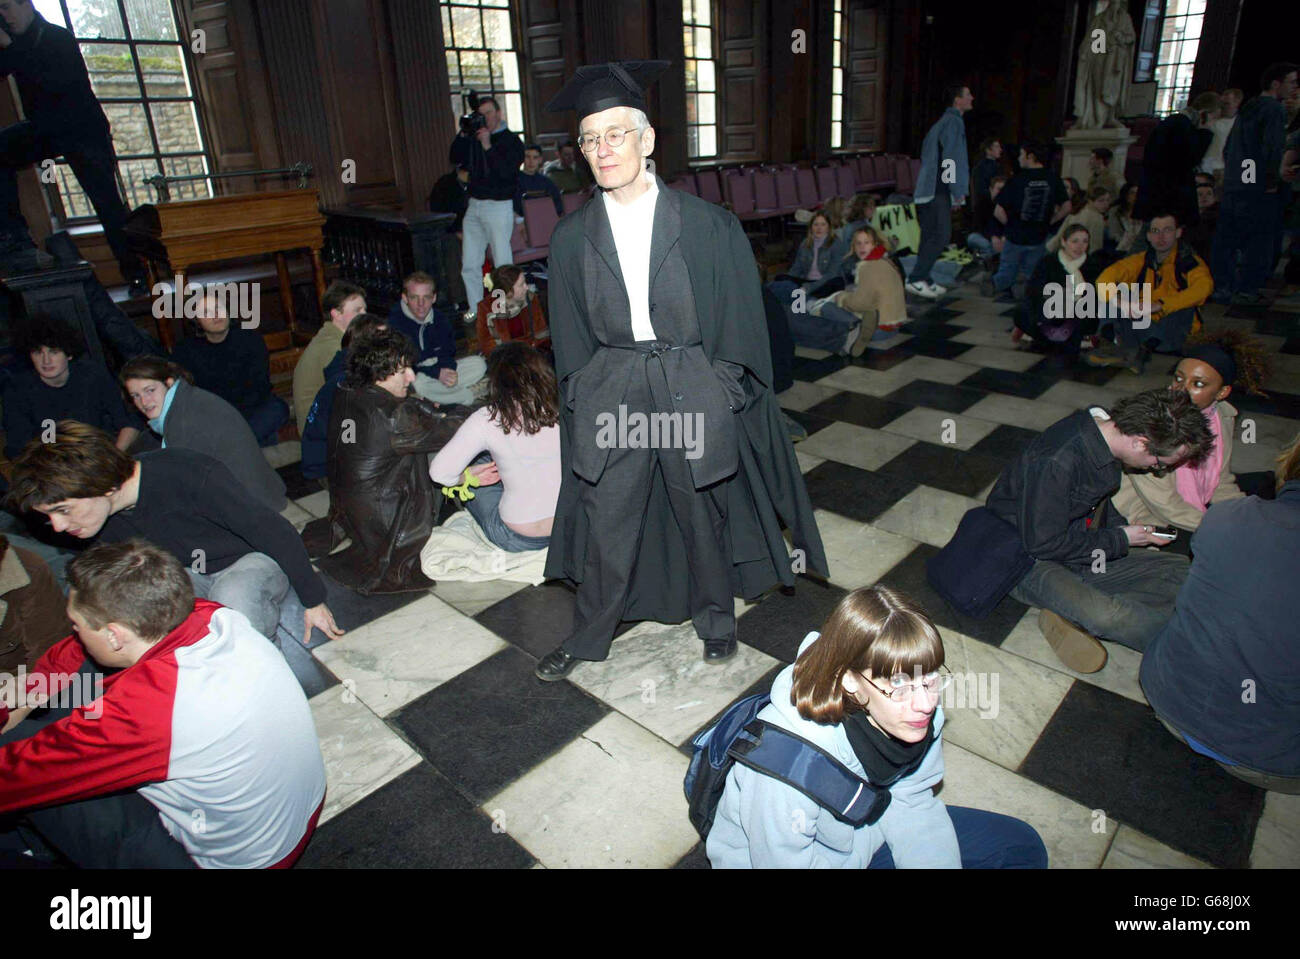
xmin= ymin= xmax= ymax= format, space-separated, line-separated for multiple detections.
xmin=776 ymin=381 xmax=840 ymax=412
xmin=1102 ymin=825 xmax=1214 ymax=869
xmin=1251 ymin=791 xmax=1300 ymax=868
xmin=798 ymin=420 xmax=916 ymax=471
xmin=568 ymin=620 xmax=779 ymax=745
xmin=955 ymin=346 xmax=1045 ymax=373
xmin=295 ymin=489 xmax=331 ymax=518
xmin=1037 ymin=380 xmax=1130 ymax=410
xmin=484 ymin=713 xmax=701 ymax=868
xmin=890 ymin=355 xmax=981 ymax=385
xmin=998 ymin=608 xmax=1148 ymax=705
xmin=873 ymin=485 xmax=983 ymax=549
xmin=280 ymin=500 xmax=314 ymax=531
xmin=813 ymin=509 xmax=919 ymax=590
xmin=314 ymin=594 xmax=505 ymax=717
xmin=880 ymin=406 xmax=999 ymax=451
xmin=962 ymin=393 xmax=1076 ymax=432
xmin=815 ymin=365 xmax=917 ymax=397
xmin=309 ymin=688 xmax=422 ymax=825
xmin=429 ymin=578 xmax=529 ymax=617
xmin=795 ymin=450 xmax=825 ymax=473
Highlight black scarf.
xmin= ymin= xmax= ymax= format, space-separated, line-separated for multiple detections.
xmin=842 ymin=710 xmax=936 ymax=786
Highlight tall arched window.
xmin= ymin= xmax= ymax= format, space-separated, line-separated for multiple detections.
xmin=441 ymin=0 xmax=525 ymax=141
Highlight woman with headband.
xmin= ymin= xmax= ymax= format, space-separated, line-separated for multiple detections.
xmin=1112 ymin=331 xmax=1270 ymax=536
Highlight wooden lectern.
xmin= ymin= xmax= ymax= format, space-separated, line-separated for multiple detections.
xmin=124 ymin=189 xmax=328 ymax=349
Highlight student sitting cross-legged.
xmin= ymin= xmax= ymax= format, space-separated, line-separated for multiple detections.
xmin=430 ymin=342 xmax=560 ymax=553
xmin=6 ymin=420 xmax=344 ymax=647
xmin=1112 ymin=331 xmax=1271 ymax=536
xmin=120 ymin=355 xmax=288 ymax=514
xmin=0 ymin=539 xmax=327 ymax=868
xmin=707 ymin=585 xmax=1047 ymax=869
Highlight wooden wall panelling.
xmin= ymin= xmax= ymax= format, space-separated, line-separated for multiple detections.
xmin=385 ymin=0 xmax=455 ymax=214
xmin=308 ymin=0 xmax=404 ymax=209
xmin=1191 ymin=0 xmax=1243 ymax=96
xmin=650 ymin=0 xmax=687 ymax=179
xmin=843 ymin=0 xmax=886 ymax=151
xmin=716 ymin=0 xmax=767 ymax=162
xmin=519 ymin=0 xmax=582 ymax=154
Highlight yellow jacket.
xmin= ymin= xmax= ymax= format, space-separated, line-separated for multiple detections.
xmin=1095 ymin=241 xmax=1213 ymax=329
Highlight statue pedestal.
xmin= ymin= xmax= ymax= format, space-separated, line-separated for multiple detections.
xmin=1056 ymin=127 xmax=1136 ymax=189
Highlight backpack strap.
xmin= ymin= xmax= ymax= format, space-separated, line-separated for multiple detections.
xmin=727 ymin=720 xmax=892 ymax=827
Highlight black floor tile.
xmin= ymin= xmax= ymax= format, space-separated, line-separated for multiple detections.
xmin=968 ymin=424 xmax=1042 ymax=462
xmin=805 ymin=392 xmax=913 ymax=430
xmin=276 ymin=461 xmax=321 ymax=501
xmin=791 ymin=353 xmax=848 ymax=382
xmin=873 ymin=441 xmax=1006 ymax=498
xmin=1020 ymin=683 xmax=1267 ymax=869
xmin=298 ymin=763 xmax=536 ymax=868
xmin=1233 ymin=389 xmax=1300 ymax=420
xmin=958 ymin=367 xmax=1056 ymax=399
xmin=850 ymin=346 xmax=914 ymax=371
xmin=1251 ymin=314 xmax=1300 ymax=337
xmin=802 ymin=460 xmax=917 ymax=523
xmin=393 ymin=646 xmax=610 ymax=803
xmin=884 ymin=378 xmax=987 ymax=413
xmin=736 ymin=576 xmax=848 ymax=663
xmin=1280 ymin=336 xmax=1300 ymax=355
xmin=875 ymin=543 xmax=1028 ymax=646
xmin=895 ymin=336 xmax=974 ymax=360
xmin=313 ymin=570 xmax=428 ymax=640
xmin=784 ymin=408 xmax=839 ymax=438
xmin=898 ymin=321 xmax=966 ymax=339
xmin=1057 ymin=365 xmax=1123 ymax=387
xmin=475 ymin=580 xmax=577 ymax=659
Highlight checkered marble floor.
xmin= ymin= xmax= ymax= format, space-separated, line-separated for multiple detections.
xmin=269 ymin=278 xmax=1300 ymax=870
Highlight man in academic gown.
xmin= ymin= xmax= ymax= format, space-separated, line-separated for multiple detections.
xmin=536 ymin=61 xmax=826 ymax=681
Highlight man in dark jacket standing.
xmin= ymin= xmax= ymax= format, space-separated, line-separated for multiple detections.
xmin=449 ymin=96 xmax=524 ymax=322
xmin=0 ymin=1 xmax=142 ymax=284
xmin=535 ymin=61 xmax=826 ymax=681
xmin=984 ymin=389 xmax=1212 ymax=673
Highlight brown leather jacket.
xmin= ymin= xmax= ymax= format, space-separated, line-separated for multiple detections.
xmin=320 ymin=385 xmax=468 ymax=594
xmin=0 ymin=537 xmax=71 ymax=674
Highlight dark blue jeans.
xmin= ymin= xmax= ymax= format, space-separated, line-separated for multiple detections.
xmin=1212 ymin=191 xmax=1279 ymax=296
xmin=868 ymin=805 xmax=1048 ymax=869
xmin=993 ymin=240 xmax=1047 ymax=294
xmin=244 ymin=395 xmax=291 ymax=447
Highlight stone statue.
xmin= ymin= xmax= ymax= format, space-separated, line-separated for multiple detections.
xmin=1074 ymin=0 xmax=1137 ymax=129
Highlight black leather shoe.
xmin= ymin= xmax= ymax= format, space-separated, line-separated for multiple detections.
xmin=535 ymin=646 xmax=581 ymax=682
xmin=703 ymin=636 xmax=738 ymax=663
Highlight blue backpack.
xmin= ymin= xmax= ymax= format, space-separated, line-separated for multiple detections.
xmin=684 ymin=692 xmax=893 ymax=840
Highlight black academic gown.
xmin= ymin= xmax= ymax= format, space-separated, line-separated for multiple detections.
xmin=544 ymin=174 xmax=827 ymax=650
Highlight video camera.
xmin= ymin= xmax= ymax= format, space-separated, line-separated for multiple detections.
xmin=459 ymin=91 xmax=488 ymax=137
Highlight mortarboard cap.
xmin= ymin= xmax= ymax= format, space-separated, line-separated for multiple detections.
xmin=544 ymin=60 xmax=671 ymax=119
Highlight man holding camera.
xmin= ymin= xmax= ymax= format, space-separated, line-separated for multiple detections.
xmin=449 ymin=96 xmax=524 ymax=321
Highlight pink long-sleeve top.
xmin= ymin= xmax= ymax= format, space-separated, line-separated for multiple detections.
xmin=429 ymin=406 xmax=561 ymax=526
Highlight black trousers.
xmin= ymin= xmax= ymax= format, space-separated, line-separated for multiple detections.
xmin=0 ymin=120 xmax=139 ymax=280
xmin=0 ymin=659 xmax=196 ymax=869
xmin=564 ymin=355 xmax=734 ymax=661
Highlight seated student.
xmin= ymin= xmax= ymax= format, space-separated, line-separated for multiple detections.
xmin=6 ymin=421 xmax=343 ymax=646
xmin=475 ymin=264 xmax=550 ymax=359
xmin=2 ymin=315 xmax=137 ymax=460
xmin=1085 ymin=210 xmax=1214 ymax=372
xmin=1086 ymin=147 xmax=1122 ymax=198
xmin=430 ymin=343 xmax=560 ymax=552
xmin=968 ymin=175 xmax=1008 ymax=262
xmin=1112 ymin=332 xmax=1269 ymax=532
xmin=984 ymin=389 xmax=1213 ymax=672
xmin=293 ymin=280 xmax=367 ymax=434
xmin=1046 ymin=185 xmax=1111 ymax=256
xmin=386 ymin=270 xmax=486 ymax=408
xmin=299 ymin=313 xmax=389 ymax=482
xmin=1063 ymin=176 xmax=1086 ymax=214
xmin=1183 ymin=179 xmax=1220 ymax=261
xmin=0 ymin=533 xmax=70 ymax=675
xmin=514 ymin=142 xmax=564 ymax=217
xmin=1106 ymin=183 xmax=1147 ymax=255
xmin=821 ymin=226 xmax=908 ymax=355
xmin=827 ymin=193 xmax=880 ymax=265
xmin=707 ymin=585 xmax=1048 ymax=869
xmin=120 ymin=356 xmax=288 ymax=514
xmin=1140 ymin=433 xmax=1300 ymax=793
xmin=785 ymin=213 xmax=839 ymax=286
xmin=1014 ymin=223 xmax=1093 ymax=354
xmin=971 ymin=138 xmax=1004 ymax=235
xmin=322 ymin=328 xmax=466 ymax=594
xmin=0 ymin=539 xmax=327 ymax=868
xmin=168 ymin=290 xmax=290 ymax=446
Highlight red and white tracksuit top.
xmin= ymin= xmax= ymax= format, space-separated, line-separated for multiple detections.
xmin=0 ymin=601 xmax=327 ymax=868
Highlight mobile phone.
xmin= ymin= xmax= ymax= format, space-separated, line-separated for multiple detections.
xmin=1150 ymin=525 xmax=1178 ymax=540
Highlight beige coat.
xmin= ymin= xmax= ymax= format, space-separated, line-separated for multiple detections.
xmin=1046 ymin=205 xmax=1107 ymax=254
xmin=829 ymin=258 xmax=907 ymax=332
xmin=1111 ymin=400 xmax=1244 ymax=530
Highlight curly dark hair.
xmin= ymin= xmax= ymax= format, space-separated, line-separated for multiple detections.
xmin=14 ymin=314 xmax=83 ymax=360
xmin=485 ymin=342 xmax=558 ymax=436
xmin=344 ymin=326 xmax=417 ymax=388
xmin=1183 ymin=328 xmax=1271 ymax=396
xmin=339 ymin=312 xmax=389 ymax=350
xmin=1109 ymin=387 xmax=1215 ymax=463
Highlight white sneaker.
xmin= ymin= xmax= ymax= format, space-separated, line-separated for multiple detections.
xmin=928 ymin=282 xmax=948 ymax=296
xmin=842 ymin=323 xmax=861 ymax=355
xmin=906 ymin=280 xmax=938 ymax=300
